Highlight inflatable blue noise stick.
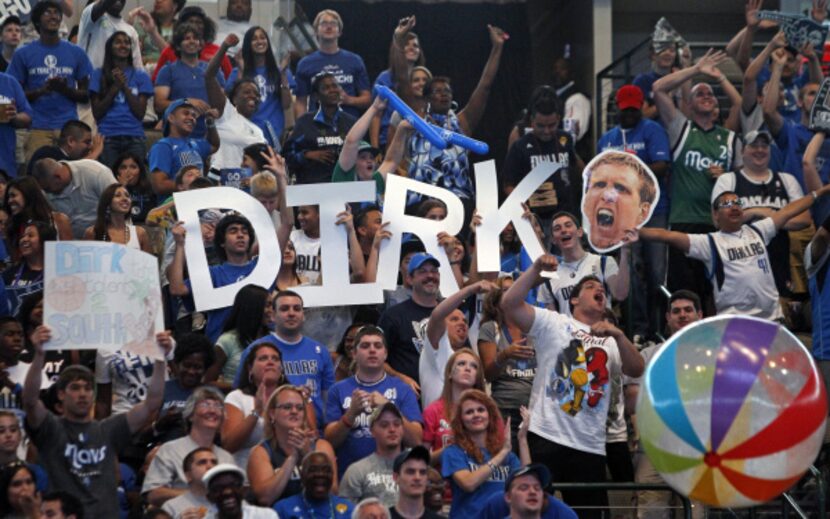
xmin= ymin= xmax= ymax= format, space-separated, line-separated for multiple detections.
xmin=428 ymin=123 xmax=490 ymax=155
xmin=374 ymin=85 xmax=447 ymax=150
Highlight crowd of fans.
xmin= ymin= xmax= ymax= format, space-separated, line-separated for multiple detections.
xmin=2 ymin=0 xmax=830 ymax=518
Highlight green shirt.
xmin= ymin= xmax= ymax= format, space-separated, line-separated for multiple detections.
xmin=669 ymin=119 xmax=738 ymax=225
xmin=332 ymin=162 xmax=386 ymax=199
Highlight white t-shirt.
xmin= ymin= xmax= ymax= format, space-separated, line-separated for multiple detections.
xmin=290 ymin=228 xmax=321 ymax=285
xmin=536 ymin=253 xmax=618 ymax=316
xmin=77 ymin=4 xmax=143 ymax=69
xmin=95 ymin=349 xmax=158 ymax=414
xmin=419 ymin=329 xmax=453 ymax=409
xmin=740 ymin=103 xmax=764 ymax=136
xmin=711 ymin=170 xmax=803 ymax=206
xmin=213 ymin=98 xmax=267 ymax=171
xmin=214 ymin=19 xmax=253 ymax=58
xmin=527 ymin=307 xmax=622 ymax=455
xmin=687 ymin=217 xmax=783 ymax=320
xmin=224 ymin=389 xmax=264 ymax=469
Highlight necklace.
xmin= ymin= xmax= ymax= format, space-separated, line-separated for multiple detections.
xmin=567 ymin=254 xmax=587 ymax=278
xmin=354 ymin=372 xmax=386 ymax=387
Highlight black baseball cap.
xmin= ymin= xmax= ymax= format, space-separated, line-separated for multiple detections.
xmin=393 ymin=445 xmax=431 ymax=473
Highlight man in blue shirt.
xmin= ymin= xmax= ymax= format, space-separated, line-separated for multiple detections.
xmin=598 ymin=84 xmax=671 ymax=339
xmin=154 ymin=23 xmax=225 ymax=140
xmin=234 ymin=290 xmax=335 ymax=430
xmin=0 ymin=72 xmax=32 ymax=177
xmin=148 ymin=98 xmax=219 ymax=196
xmin=273 ymin=452 xmax=353 ymax=519
xmin=324 ymin=325 xmax=422 ymax=478
xmin=7 ymin=0 xmax=92 ymax=162
xmin=168 ymin=213 xmax=257 ymax=344
xmin=293 ymin=9 xmax=370 ymax=119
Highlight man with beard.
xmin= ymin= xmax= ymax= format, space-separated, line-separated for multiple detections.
xmin=378 ymin=253 xmax=441 ymax=395
xmin=274 ymin=452 xmax=354 ymax=519
xmin=204 ymin=463 xmax=277 ymax=518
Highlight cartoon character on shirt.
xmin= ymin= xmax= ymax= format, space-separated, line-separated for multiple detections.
xmin=549 ymin=337 xmax=609 ymax=417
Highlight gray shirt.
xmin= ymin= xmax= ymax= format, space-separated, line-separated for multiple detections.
xmin=46 ymin=159 xmax=117 ymax=238
xmin=142 ymin=435 xmax=238 ymax=494
xmin=31 ymin=412 xmax=131 ymax=518
xmin=339 ymin=452 xmax=398 ymax=508
xmin=478 ymin=320 xmax=535 ymax=409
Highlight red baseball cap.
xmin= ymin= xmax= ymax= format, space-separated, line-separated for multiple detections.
xmin=616 ymin=85 xmax=644 ymax=110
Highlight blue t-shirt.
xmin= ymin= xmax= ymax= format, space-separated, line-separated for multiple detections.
xmin=372 ymin=69 xmax=394 ymax=148
xmin=597 ymin=118 xmax=671 ymax=214
xmin=810 ymin=247 xmax=830 ymax=360
xmin=184 ymin=260 xmax=258 ymax=343
xmin=325 ymin=374 xmax=423 ymax=478
xmin=775 ymin=119 xmax=830 ymax=223
xmin=273 ymin=493 xmax=353 ymax=519
xmin=480 ymin=491 xmax=577 ymax=519
xmin=442 ymin=444 xmax=521 ymax=519
xmin=234 ymin=334 xmax=335 ymax=428
xmin=0 ymin=72 xmax=32 ymax=177
xmin=148 ymin=136 xmax=212 ymax=179
xmin=294 ymin=49 xmax=370 ymax=118
xmin=227 ymin=66 xmax=288 ymax=148
xmin=155 ymin=60 xmax=225 ymax=138
xmin=757 ymin=66 xmax=810 ymax=126
xmin=7 ymin=39 xmax=93 ymax=129
xmin=90 ymin=67 xmax=153 ymax=137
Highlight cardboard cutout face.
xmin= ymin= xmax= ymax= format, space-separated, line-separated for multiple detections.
xmin=581 ymin=150 xmax=660 ymax=253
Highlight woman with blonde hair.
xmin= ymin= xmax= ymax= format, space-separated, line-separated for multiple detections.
xmin=441 ymin=389 xmax=529 ymax=519
xmin=422 ymin=348 xmax=487 ymax=464
xmin=247 ymin=385 xmax=337 ymax=506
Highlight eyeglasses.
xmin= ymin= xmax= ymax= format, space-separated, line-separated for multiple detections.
xmin=717 ymin=199 xmax=743 ymax=209
xmin=196 ymin=400 xmax=224 ymax=411
xmin=274 ymin=403 xmax=305 ymax=412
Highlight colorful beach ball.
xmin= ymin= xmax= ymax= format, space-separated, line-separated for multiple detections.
xmin=637 ymin=315 xmax=827 ymax=508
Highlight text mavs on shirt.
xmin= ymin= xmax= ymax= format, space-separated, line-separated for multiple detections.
xmin=683 ymin=146 xmax=730 ymax=172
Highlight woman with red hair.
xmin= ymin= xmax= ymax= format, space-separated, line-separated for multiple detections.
xmin=441 ymin=389 xmax=530 ymax=519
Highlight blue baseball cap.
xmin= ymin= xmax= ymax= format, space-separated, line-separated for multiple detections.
xmin=407 ymin=252 xmax=440 ymax=276
xmin=505 ymin=464 xmax=551 ymax=491
xmin=162 ymin=98 xmax=197 ymax=137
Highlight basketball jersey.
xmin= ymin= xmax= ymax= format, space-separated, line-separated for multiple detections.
xmin=670 ymin=121 xmax=737 ymax=225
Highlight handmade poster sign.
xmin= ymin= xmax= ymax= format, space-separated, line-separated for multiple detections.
xmin=581 ymin=150 xmax=660 ymax=253
xmin=758 ymin=11 xmax=829 ymax=50
xmin=810 ymin=77 xmax=830 ymax=132
xmin=43 ymin=242 xmax=165 ymax=359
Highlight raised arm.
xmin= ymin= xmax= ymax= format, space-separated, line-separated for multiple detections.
xmin=261 ymin=148 xmax=294 ymax=250
xmin=376 ymin=120 xmax=414 ymax=180
xmin=638 ymin=227 xmax=691 ymax=254
xmin=23 ymin=326 xmax=51 ymax=430
xmin=206 ymin=34 xmax=236 ymax=117
xmin=126 ymin=332 xmax=173 ymax=433
xmin=803 ymin=131 xmax=826 ymax=192
xmin=606 ymin=245 xmax=631 ymax=301
xmin=720 ymin=73 xmax=743 ymax=132
xmin=743 ymin=32 xmax=787 ymax=114
xmin=732 ymin=0 xmax=763 ymax=71
xmin=426 ymin=281 xmax=493 ymax=350
xmin=500 ymin=255 xmax=559 ymax=333
xmin=338 ymin=96 xmax=387 ymax=172
xmin=803 ymin=42 xmax=825 ymax=85
xmin=653 ymin=49 xmax=727 ymax=126
xmin=771 ymin=183 xmax=830 ymax=230
xmin=337 ymin=206 xmax=366 ymax=282
xmin=167 ymin=223 xmax=191 ymax=297
xmin=763 ymin=48 xmax=788 ymax=136
xmin=458 ymin=25 xmax=507 ymax=135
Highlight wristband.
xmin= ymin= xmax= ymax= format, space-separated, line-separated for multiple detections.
xmin=250 ymin=409 xmax=261 ymax=419
xmin=812 ymin=190 xmax=819 ymax=201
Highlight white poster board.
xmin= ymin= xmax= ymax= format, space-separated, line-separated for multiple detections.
xmin=43 ymin=242 xmax=165 ymax=359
